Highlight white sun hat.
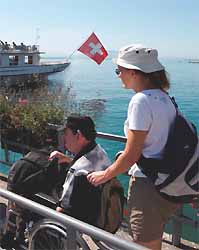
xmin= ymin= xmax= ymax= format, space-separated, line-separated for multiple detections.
xmin=113 ymin=44 xmax=164 ymax=73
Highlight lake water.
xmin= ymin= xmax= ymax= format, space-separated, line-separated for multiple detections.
xmin=0 ymin=53 xmax=199 ymax=242
xmin=50 ymin=54 xmax=199 ymax=153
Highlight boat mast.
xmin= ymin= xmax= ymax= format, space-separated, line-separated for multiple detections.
xmin=34 ymin=28 xmax=40 ymax=45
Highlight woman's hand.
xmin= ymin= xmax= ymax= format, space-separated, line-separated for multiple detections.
xmin=87 ymin=171 xmax=108 ymax=186
xmin=49 ymin=151 xmax=72 ymax=164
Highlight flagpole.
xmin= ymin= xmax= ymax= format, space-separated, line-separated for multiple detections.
xmin=67 ymin=48 xmax=78 ymax=60
xmin=66 ymin=31 xmax=94 ymax=60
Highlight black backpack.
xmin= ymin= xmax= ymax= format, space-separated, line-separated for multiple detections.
xmin=139 ymin=97 xmax=199 ymax=203
xmin=7 ymin=149 xmax=65 ymax=197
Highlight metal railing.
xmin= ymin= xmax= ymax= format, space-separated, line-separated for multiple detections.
xmin=0 ymin=188 xmax=148 ymax=250
xmin=97 ymin=132 xmax=127 ymax=143
xmin=0 ymin=131 xmax=198 ymax=247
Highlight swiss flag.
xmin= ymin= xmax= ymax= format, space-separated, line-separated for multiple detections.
xmin=78 ymin=32 xmax=108 ymax=64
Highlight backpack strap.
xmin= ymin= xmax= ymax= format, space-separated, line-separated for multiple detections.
xmin=169 ymin=96 xmax=197 ymax=134
xmin=170 ymin=96 xmax=178 ymax=109
xmin=21 ymin=157 xmax=50 ymax=171
xmin=21 ymin=158 xmax=42 ymax=167
xmin=137 ymin=94 xmax=179 ymax=178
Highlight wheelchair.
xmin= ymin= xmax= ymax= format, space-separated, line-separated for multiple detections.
xmin=2 ymin=189 xmax=115 ymax=250
xmin=1 ymin=189 xmax=88 ymax=250
xmin=0 ymin=152 xmax=126 ymax=250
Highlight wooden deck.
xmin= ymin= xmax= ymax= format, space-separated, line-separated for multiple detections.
xmin=0 ymin=174 xmax=198 ymax=250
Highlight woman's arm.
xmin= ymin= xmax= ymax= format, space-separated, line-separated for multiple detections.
xmin=87 ymin=129 xmax=148 ymax=186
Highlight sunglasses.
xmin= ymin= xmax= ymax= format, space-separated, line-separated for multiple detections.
xmin=115 ymin=68 xmax=121 ymax=75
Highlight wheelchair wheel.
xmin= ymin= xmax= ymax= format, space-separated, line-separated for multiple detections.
xmin=28 ymin=219 xmax=90 ymax=250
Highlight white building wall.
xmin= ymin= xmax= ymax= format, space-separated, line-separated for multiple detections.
xmin=18 ymin=54 xmax=25 ymax=66
xmin=1 ymin=55 xmax=9 ymax=66
xmin=33 ymin=54 xmax=40 ymax=65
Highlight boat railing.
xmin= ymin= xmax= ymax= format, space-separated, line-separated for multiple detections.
xmin=0 ymin=131 xmax=198 ymax=248
xmin=0 ymin=44 xmax=39 ymax=53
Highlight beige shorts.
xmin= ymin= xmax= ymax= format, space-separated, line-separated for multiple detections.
xmin=127 ymin=177 xmax=180 ymax=242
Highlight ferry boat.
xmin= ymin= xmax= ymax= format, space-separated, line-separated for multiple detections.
xmin=0 ymin=41 xmax=70 ymax=79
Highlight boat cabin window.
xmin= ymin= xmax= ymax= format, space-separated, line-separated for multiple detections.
xmin=9 ymin=55 xmax=19 ymax=65
xmin=25 ymin=55 xmax=33 ymax=64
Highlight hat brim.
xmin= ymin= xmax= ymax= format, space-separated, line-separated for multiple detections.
xmin=113 ymin=58 xmax=164 ymax=73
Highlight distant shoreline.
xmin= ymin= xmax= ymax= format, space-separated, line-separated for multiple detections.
xmin=188 ymin=60 xmax=199 ymax=63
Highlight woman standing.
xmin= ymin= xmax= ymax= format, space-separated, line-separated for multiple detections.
xmin=87 ymin=44 xmax=179 ymax=250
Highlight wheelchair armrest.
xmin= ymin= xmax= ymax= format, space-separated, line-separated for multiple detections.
xmin=0 ymin=175 xmax=8 ymax=182
xmin=33 ymin=193 xmax=57 ymax=209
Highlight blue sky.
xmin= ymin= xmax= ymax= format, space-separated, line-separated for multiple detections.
xmin=1 ymin=0 xmax=199 ymax=58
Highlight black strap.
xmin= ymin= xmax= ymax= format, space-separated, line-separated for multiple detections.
xmin=21 ymin=158 xmax=41 ymax=167
xmin=137 ymin=94 xmax=179 ymax=178
xmin=170 ymin=96 xmax=178 ymax=109
xmin=21 ymin=157 xmax=50 ymax=170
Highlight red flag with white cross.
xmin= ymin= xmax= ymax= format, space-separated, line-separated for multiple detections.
xmin=78 ymin=32 xmax=108 ymax=64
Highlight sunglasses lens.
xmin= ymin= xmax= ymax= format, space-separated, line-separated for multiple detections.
xmin=115 ymin=68 xmax=120 ymax=75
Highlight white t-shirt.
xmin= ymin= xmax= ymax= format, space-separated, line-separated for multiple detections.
xmin=124 ymin=89 xmax=176 ymax=177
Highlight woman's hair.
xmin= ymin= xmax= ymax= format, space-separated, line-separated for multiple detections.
xmin=135 ymin=69 xmax=170 ymax=90
xmin=65 ymin=115 xmax=96 ymax=141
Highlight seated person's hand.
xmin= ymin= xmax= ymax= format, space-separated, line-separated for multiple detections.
xmin=56 ymin=206 xmax=64 ymax=213
xmin=49 ymin=151 xmax=72 ymax=164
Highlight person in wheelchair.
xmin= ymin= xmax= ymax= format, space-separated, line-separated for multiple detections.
xmin=49 ymin=115 xmax=111 ymax=225
xmin=0 ymin=149 xmax=67 ymax=249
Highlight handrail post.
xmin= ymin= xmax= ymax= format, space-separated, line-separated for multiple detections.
xmin=66 ymin=226 xmax=77 ymax=250
xmin=172 ymin=207 xmax=183 ymax=246
xmin=4 ymin=144 xmax=10 ymax=163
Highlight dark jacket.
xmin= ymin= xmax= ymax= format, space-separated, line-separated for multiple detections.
xmin=60 ymin=141 xmax=111 ymax=225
